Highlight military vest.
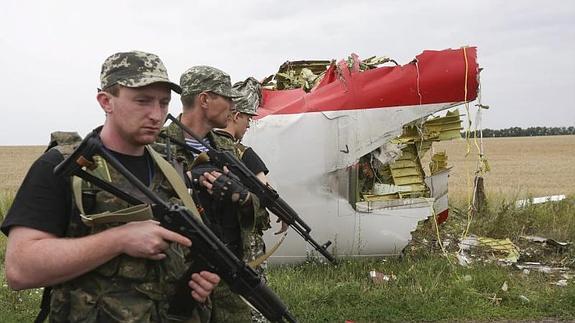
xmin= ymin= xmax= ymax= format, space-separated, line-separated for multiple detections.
xmin=158 ymin=122 xmax=261 ymax=259
xmin=210 ymin=130 xmax=271 ymax=236
xmin=46 ymin=131 xmax=203 ymax=323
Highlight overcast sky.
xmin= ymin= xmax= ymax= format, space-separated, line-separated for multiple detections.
xmin=1 ymin=0 xmax=573 ymax=145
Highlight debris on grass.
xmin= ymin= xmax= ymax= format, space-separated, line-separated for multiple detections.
xmin=458 ymin=234 xmax=520 ymax=264
xmin=487 ymin=293 xmax=502 ymax=305
xmin=514 ymin=262 xmax=570 ymax=274
xmin=369 ymin=270 xmax=397 ymax=285
xmin=551 ymin=279 xmax=568 ymax=287
xmin=456 ymin=251 xmax=472 ymax=267
xmin=520 ymin=235 xmax=570 ymax=248
xmin=501 ymin=281 xmax=508 ymax=292
xmin=515 ymin=194 xmax=566 ymax=208
xmin=402 ymin=197 xmax=574 ymax=294
xmin=519 ymin=295 xmax=530 ymax=303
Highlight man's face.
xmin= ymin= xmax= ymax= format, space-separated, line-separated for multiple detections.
xmin=205 ymin=92 xmax=234 ymax=129
xmin=106 ymin=83 xmax=171 ymax=147
xmin=234 ymin=112 xmax=252 ymax=140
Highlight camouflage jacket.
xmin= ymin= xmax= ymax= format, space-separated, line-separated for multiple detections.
xmin=211 ymin=130 xmax=271 ymax=235
xmin=157 ymin=118 xmax=263 ymax=260
xmin=47 ymin=131 xmax=206 ymax=323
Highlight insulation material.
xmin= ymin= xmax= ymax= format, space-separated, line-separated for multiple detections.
xmin=429 ymin=152 xmax=449 ymax=175
xmin=359 ymin=108 xmax=463 ymax=200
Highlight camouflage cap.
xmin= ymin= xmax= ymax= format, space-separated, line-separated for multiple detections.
xmin=180 ymin=66 xmax=242 ymax=99
xmin=100 ymin=51 xmax=181 ymax=94
xmin=232 ymin=77 xmax=262 ymax=116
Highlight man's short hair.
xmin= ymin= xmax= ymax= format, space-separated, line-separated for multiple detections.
xmin=181 ymin=93 xmax=197 ymax=108
xmin=102 ymin=84 xmax=121 ymax=97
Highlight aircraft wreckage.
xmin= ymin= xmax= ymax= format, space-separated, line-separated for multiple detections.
xmin=243 ymin=47 xmax=480 ymax=263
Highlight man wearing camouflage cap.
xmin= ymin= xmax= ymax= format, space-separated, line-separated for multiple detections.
xmin=2 ymin=51 xmax=220 ymax=322
xmin=217 ymin=76 xmax=260 ymax=141
xmin=159 ymin=67 xmax=266 ymax=322
xmin=213 ymin=77 xmax=290 ymax=323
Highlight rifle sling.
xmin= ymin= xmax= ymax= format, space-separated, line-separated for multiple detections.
xmin=146 ymin=146 xmax=203 ymax=222
xmin=247 ymin=232 xmax=287 ymax=269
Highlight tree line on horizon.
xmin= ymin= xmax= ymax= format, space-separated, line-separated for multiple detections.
xmin=461 ymin=126 xmax=575 ymax=138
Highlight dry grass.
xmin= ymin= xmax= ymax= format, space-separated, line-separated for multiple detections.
xmin=0 ymin=138 xmax=574 ymax=322
xmin=1 ymin=135 xmax=575 ymax=202
xmin=424 ymin=135 xmax=575 ymax=202
xmin=0 ymin=146 xmax=45 ymax=193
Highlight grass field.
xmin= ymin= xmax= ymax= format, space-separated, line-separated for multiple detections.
xmin=0 ymin=136 xmax=574 ymax=321
xmin=0 ymin=146 xmax=44 ymax=193
xmin=424 ymin=135 xmax=575 ymax=202
xmin=2 ymin=135 xmax=574 ymax=198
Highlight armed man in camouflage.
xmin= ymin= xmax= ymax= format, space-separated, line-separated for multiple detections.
xmin=1 ymin=51 xmax=220 ymax=323
xmin=213 ymin=77 xmax=289 ymax=323
xmin=159 ymin=66 xmax=265 ymax=322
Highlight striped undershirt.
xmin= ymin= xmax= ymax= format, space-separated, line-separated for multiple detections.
xmin=184 ymin=137 xmax=212 ymax=156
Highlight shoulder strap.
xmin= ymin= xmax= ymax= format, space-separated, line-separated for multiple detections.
xmin=71 ymin=155 xmax=113 ymax=216
xmin=36 ymin=131 xmax=85 ymax=322
xmin=146 ymin=146 xmax=203 ymax=221
xmin=34 ymin=287 xmax=52 ymax=323
xmin=247 ymin=232 xmax=287 ymax=269
xmin=234 ymin=142 xmax=248 ymax=159
xmin=72 ymin=145 xmax=202 ymax=225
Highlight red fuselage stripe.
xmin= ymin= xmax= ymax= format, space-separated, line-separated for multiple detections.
xmin=258 ymin=47 xmax=478 ymax=118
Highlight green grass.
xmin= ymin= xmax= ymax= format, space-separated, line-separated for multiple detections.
xmin=0 ymin=193 xmax=573 ymax=322
xmin=450 ymin=196 xmax=575 ymax=242
xmin=269 ymin=257 xmax=574 ymax=322
xmin=0 ymin=273 xmax=42 ymax=322
xmin=1 ymin=191 xmax=43 ymax=322
xmin=267 ymin=197 xmax=575 ymax=321
xmin=0 ymin=190 xmax=14 ymax=222
xmin=445 ymin=196 xmax=575 ymax=268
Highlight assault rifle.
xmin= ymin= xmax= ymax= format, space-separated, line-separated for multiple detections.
xmin=53 ymin=130 xmax=297 ymax=323
xmin=165 ymin=113 xmax=337 ymax=264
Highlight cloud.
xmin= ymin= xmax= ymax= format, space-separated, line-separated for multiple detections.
xmin=1 ymin=0 xmax=574 ymax=144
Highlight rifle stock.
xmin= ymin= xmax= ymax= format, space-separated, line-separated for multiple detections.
xmin=54 ymin=130 xmax=298 ymax=323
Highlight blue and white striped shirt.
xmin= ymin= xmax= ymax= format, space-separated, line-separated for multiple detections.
xmin=185 ymin=137 xmax=211 ymax=157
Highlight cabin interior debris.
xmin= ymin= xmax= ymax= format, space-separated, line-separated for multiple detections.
xmin=261 ymin=55 xmax=398 ymax=92
xmin=350 ymin=109 xmax=463 ymax=208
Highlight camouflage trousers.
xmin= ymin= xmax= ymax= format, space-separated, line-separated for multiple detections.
xmin=209 ymin=233 xmax=268 ymax=323
xmin=210 ymin=282 xmax=251 ymax=323
xmin=245 ymin=233 xmax=269 ymax=323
